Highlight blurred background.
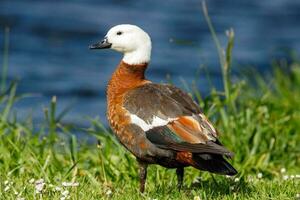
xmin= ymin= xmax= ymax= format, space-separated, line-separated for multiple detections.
xmin=0 ymin=0 xmax=299 ymax=126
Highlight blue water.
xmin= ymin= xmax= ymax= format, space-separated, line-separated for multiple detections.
xmin=0 ymin=0 xmax=300 ymax=126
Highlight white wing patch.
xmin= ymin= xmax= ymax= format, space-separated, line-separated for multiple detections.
xmin=129 ymin=114 xmax=176 ymax=131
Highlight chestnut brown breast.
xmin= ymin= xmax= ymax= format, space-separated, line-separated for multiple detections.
xmin=106 ymin=61 xmax=150 ymax=142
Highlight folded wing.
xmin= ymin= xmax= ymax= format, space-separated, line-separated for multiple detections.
xmin=123 ymin=83 xmax=234 ymax=158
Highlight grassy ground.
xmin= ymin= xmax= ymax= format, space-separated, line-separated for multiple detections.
xmin=1 ymin=60 xmax=299 ymax=200
xmin=1 ymin=54 xmax=300 ymax=200
xmin=1 ymin=8 xmax=300 ymax=199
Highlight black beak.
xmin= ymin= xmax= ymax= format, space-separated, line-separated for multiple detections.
xmin=89 ymin=37 xmax=112 ymax=49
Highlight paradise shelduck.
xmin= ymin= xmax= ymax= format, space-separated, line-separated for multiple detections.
xmin=89 ymin=24 xmax=237 ymax=193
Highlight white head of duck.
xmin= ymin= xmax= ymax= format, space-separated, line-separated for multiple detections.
xmin=90 ymin=24 xmax=152 ymax=65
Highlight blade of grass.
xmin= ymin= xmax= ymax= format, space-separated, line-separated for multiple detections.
xmin=1 ymin=27 xmax=10 ymax=94
xmin=1 ymin=82 xmax=17 ymax=121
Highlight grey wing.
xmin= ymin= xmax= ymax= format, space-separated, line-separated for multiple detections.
xmin=123 ymin=83 xmax=194 ymax=123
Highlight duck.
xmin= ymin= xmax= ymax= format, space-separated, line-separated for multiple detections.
xmin=89 ymin=24 xmax=237 ymax=193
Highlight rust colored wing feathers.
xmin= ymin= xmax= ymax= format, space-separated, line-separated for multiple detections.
xmin=169 ymin=115 xmax=217 ymax=143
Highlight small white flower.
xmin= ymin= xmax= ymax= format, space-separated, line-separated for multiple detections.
xmin=35 ymin=184 xmax=45 ymax=193
xmin=230 ymin=186 xmax=234 ymax=190
xmin=60 ymin=197 xmax=66 ymax=200
xmin=35 ymin=183 xmax=45 ymax=193
xmin=194 ymin=196 xmax=201 ymax=200
xmin=29 ymin=178 xmax=35 ymax=184
xmin=283 ymin=175 xmax=289 ymax=180
xmin=4 ymin=180 xmax=9 ymax=185
xmin=62 ymin=182 xmax=79 ymax=187
xmin=14 ymin=191 xmax=19 ymax=195
xmin=234 ymin=178 xmax=239 ymax=182
xmin=280 ymin=168 xmax=286 ymax=174
xmin=105 ymin=189 xmax=112 ymax=196
xmin=296 ymin=193 xmax=300 ymax=197
xmin=17 ymin=198 xmax=25 ymax=200
xmin=257 ymin=172 xmax=263 ymax=179
xmin=296 ymin=174 xmax=300 ymax=179
xmin=35 ymin=179 xmax=44 ymax=184
xmin=55 ymin=186 xmax=62 ymax=191
xmin=225 ymin=175 xmax=231 ymax=178
xmin=35 ymin=179 xmax=45 ymax=193
xmin=61 ymin=190 xmax=69 ymax=197
xmin=4 ymin=186 xmax=10 ymax=192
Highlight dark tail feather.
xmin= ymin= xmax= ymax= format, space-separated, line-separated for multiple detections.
xmin=192 ymin=154 xmax=237 ymax=176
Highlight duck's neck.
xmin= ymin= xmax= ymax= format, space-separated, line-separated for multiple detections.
xmin=107 ymin=61 xmax=149 ymax=104
xmin=122 ymin=37 xmax=152 ymax=65
xmin=123 ymin=48 xmax=151 ymax=65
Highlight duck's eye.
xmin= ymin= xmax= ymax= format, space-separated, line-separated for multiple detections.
xmin=116 ymin=31 xmax=123 ymax=36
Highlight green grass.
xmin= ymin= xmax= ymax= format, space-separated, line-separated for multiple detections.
xmin=0 ymin=62 xmax=299 ymax=200
xmin=0 ymin=4 xmax=300 ymax=199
